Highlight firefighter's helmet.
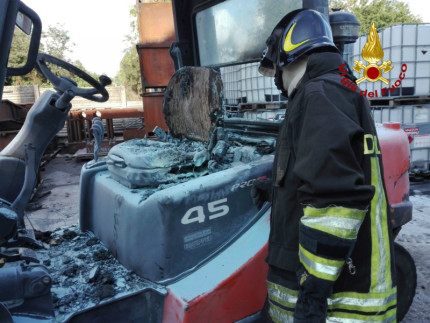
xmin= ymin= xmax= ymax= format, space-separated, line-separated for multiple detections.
xmin=259 ymin=9 xmax=338 ymax=77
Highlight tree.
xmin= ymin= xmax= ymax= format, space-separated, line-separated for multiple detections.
xmin=330 ymin=0 xmax=422 ymax=33
xmin=41 ymin=23 xmax=75 ymax=60
xmin=6 ymin=23 xmax=99 ymax=87
xmin=38 ymin=24 xmax=80 ymax=87
xmin=5 ymin=27 xmax=45 ymax=86
xmin=117 ymin=48 xmax=141 ymax=100
xmin=115 ymin=5 xmax=141 ymax=99
xmin=72 ymin=60 xmax=101 ymax=88
xmin=115 ymin=1 xmax=173 ymax=98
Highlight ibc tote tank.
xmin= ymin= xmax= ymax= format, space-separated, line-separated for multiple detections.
xmin=352 ymin=23 xmax=430 ymax=97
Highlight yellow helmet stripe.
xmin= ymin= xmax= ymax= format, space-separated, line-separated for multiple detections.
xmin=283 ymin=22 xmax=310 ymax=52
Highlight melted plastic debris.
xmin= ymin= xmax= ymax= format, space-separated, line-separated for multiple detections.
xmin=106 ymin=126 xmax=275 ymax=189
xmin=36 ymin=225 xmax=151 ymax=322
xmin=108 ymin=137 xmax=208 ymax=169
xmin=206 ymin=127 xmax=275 ymax=172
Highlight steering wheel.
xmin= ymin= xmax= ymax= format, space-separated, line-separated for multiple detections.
xmin=36 ymin=53 xmax=111 ymax=102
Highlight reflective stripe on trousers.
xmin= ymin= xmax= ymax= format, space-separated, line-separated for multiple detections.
xmin=267 ymin=281 xmax=397 ymax=323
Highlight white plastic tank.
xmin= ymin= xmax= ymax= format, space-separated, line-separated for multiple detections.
xmin=220 ymin=62 xmax=283 ymax=106
xmin=352 ymin=23 xmax=430 ymax=97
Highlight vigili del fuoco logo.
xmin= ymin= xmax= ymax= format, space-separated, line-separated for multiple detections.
xmin=339 ymin=22 xmax=408 ymax=98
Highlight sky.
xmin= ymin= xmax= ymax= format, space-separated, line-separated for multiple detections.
xmin=21 ymin=0 xmax=430 ymax=79
xmin=407 ymin=0 xmax=430 ymax=23
xmin=23 ymin=0 xmax=136 ymax=78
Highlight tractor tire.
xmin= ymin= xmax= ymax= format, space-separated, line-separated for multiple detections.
xmin=394 ymin=242 xmax=417 ymax=321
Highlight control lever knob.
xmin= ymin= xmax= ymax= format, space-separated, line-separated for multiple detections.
xmin=99 ymin=75 xmax=112 ymax=87
xmin=55 ymin=89 xmax=75 ymax=110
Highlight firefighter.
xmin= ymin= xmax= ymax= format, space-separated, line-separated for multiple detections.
xmin=253 ymin=9 xmax=397 ymax=322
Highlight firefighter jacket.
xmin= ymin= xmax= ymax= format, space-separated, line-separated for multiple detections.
xmin=266 ymin=52 xmax=397 ymax=322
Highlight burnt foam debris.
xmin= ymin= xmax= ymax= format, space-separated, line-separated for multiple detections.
xmin=37 ymin=225 xmax=150 ymax=321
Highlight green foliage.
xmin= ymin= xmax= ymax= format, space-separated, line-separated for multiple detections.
xmin=42 ymin=60 xmax=102 ymax=89
xmin=7 ymin=27 xmax=30 ymax=68
xmin=330 ymin=0 xmax=422 ymax=33
xmin=115 ymin=5 xmax=141 ymax=99
xmin=116 ymin=47 xmax=141 ymax=100
xmin=6 ymin=27 xmax=45 ymax=86
xmin=126 ymin=6 xmax=139 ymax=46
xmin=7 ymin=23 xmax=101 ymax=87
xmin=72 ymin=60 xmax=101 ymax=88
xmin=41 ymin=23 xmax=75 ymax=59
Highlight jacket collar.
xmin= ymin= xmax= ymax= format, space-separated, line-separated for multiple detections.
xmin=289 ymin=52 xmax=345 ymax=99
xmin=305 ymin=52 xmax=345 ymax=79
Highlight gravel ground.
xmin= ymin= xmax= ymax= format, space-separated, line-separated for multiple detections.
xmin=397 ymin=194 xmax=430 ymax=323
xmin=24 ymin=156 xmax=430 ymax=322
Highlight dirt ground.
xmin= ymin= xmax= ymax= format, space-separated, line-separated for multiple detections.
xmin=397 ymin=194 xmax=430 ymax=323
xmin=25 ymin=156 xmax=430 ymax=322
xmin=25 ymin=155 xmax=83 ymax=231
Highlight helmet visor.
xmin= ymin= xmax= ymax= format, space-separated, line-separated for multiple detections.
xmin=258 ymin=55 xmax=276 ymax=77
xmin=258 ymin=33 xmax=280 ymax=77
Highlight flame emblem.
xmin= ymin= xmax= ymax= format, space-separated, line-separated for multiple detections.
xmin=352 ymin=23 xmax=393 ymax=84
